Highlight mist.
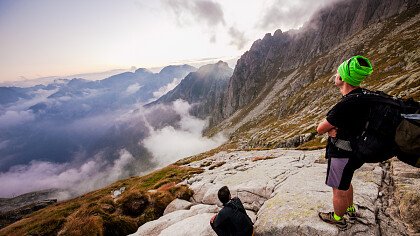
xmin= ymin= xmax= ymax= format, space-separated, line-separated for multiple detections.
xmin=143 ymin=100 xmax=226 ymax=166
xmin=0 ymin=96 xmax=226 ymax=199
xmin=0 ymin=149 xmax=138 ymax=199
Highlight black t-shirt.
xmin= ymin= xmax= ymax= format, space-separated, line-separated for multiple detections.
xmin=326 ymin=88 xmax=371 ymax=158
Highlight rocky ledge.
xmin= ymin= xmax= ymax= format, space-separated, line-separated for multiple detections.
xmin=129 ymin=149 xmax=419 ymax=236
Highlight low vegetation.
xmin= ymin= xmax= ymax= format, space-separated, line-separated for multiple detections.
xmin=0 ymin=165 xmax=202 ymax=236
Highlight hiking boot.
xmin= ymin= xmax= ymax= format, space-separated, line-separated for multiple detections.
xmin=345 ymin=211 xmax=357 ymax=223
xmin=318 ymin=212 xmax=348 ymax=230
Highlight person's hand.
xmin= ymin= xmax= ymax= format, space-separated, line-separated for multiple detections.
xmin=210 ymin=214 xmax=217 ymax=224
xmin=328 ymin=128 xmax=337 ymax=138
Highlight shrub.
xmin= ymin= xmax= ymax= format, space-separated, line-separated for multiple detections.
xmin=119 ymin=192 xmax=149 ymax=217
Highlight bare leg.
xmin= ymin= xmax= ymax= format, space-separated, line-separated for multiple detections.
xmin=332 ymin=188 xmax=351 ymax=217
xmin=346 ymin=184 xmax=353 ymax=209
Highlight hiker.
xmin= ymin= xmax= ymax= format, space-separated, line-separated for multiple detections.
xmin=210 ymin=186 xmax=254 ymax=236
xmin=316 ymin=55 xmax=374 ymax=229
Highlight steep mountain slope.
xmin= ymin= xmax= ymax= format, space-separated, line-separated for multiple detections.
xmin=150 ymin=61 xmax=233 ymax=123
xmin=219 ymin=0 xmax=419 ymax=120
xmin=207 ymin=0 xmax=420 ymax=149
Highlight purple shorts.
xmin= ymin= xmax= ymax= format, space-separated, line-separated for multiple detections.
xmin=326 ymin=157 xmax=364 ymax=190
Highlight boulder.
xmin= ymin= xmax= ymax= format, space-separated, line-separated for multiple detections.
xmin=388 ymin=159 xmax=420 ymax=234
xmin=190 ymin=182 xmax=217 ymax=204
xmin=246 ymin=210 xmax=257 ymax=224
xmin=160 ymin=213 xmax=217 ymax=236
xmin=129 ymin=204 xmax=219 ymax=236
xmin=163 ymin=199 xmax=193 ymax=215
xmin=201 ymin=184 xmax=225 ymax=206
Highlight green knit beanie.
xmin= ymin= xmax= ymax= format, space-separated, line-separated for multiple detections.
xmin=338 ymin=55 xmax=373 ymax=86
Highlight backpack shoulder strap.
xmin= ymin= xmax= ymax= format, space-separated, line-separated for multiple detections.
xmin=341 ymin=89 xmax=403 ymax=108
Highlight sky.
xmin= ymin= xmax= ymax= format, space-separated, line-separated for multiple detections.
xmin=0 ymin=0 xmax=337 ymax=83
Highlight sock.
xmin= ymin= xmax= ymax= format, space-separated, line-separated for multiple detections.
xmin=346 ymin=204 xmax=355 ymax=213
xmin=333 ymin=213 xmax=342 ymax=221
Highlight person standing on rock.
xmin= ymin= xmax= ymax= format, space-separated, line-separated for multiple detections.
xmin=316 ymin=55 xmax=374 ymax=229
xmin=210 ymin=186 xmax=254 ymax=236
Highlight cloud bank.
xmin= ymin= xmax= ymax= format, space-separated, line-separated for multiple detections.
xmin=0 ymin=99 xmax=226 ymax=199
xmin=0 ymin=149 xmax=138 ymax=199
xmin=143 ymin=100 xmax=226 ymax=166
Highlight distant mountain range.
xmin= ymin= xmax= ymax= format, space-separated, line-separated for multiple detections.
xmin=0 ymin=64 xmax=197 ymax=172
xmin=0 ymin=61 xmax=233 ymax=199
xmin=0 ymin=68 xmax=131 ymax=88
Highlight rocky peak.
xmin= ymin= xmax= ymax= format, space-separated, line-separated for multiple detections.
xmin=149 ymin=62 xmax=233 ymax=123
xmin=134 ymin=68 xmax=153 ymax=75
xmin=218 ymin=0 xmax=419 ymax=120
xmin=67 ymin=78 xmax=89 ymax=88
xmin=158 ymin=64 xmax=197 ymax=78
xmin=194 ymin=61 xmax=232 ymax=80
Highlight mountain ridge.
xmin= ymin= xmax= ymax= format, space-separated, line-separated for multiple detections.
xmin=148 ymin=61 xmax=233 ymax=123
xmin=217 ymin=0 xmax=418 ymax=122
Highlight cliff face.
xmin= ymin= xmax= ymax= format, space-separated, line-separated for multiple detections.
xmin=206 ymin=0 xmax=419 ymax=150
xmin=220 ymin=0 xmax=419 ymax=120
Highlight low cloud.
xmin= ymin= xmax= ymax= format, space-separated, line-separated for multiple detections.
xmin=152 ymin=78 xmax=182 ymax=99
xmin=0 ymin=149 xmax=139 ymax=199
xmin=0 ymin=99 xmax=226 ymax=199
xmin=0 ymin=110 xmax=35 ymax=128
xmin=143 ymin=100 xmax=226 ymax=166
xmin=126 ymin=83 xmax=142 ymax=95
xmin=7 ymin=88 xmax=57 ymax=111
xmin=258 ymin=0 xmax=338 ymax=31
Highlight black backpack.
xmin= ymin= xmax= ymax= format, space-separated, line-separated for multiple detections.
xmin=342 ymin=90 xmax=420 ymax=167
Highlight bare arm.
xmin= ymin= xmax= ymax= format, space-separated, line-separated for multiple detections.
xmin=317 ymin=119 xmax=337 ymax=137
xmin=210 ymin=214 xmax=217 ymax=224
